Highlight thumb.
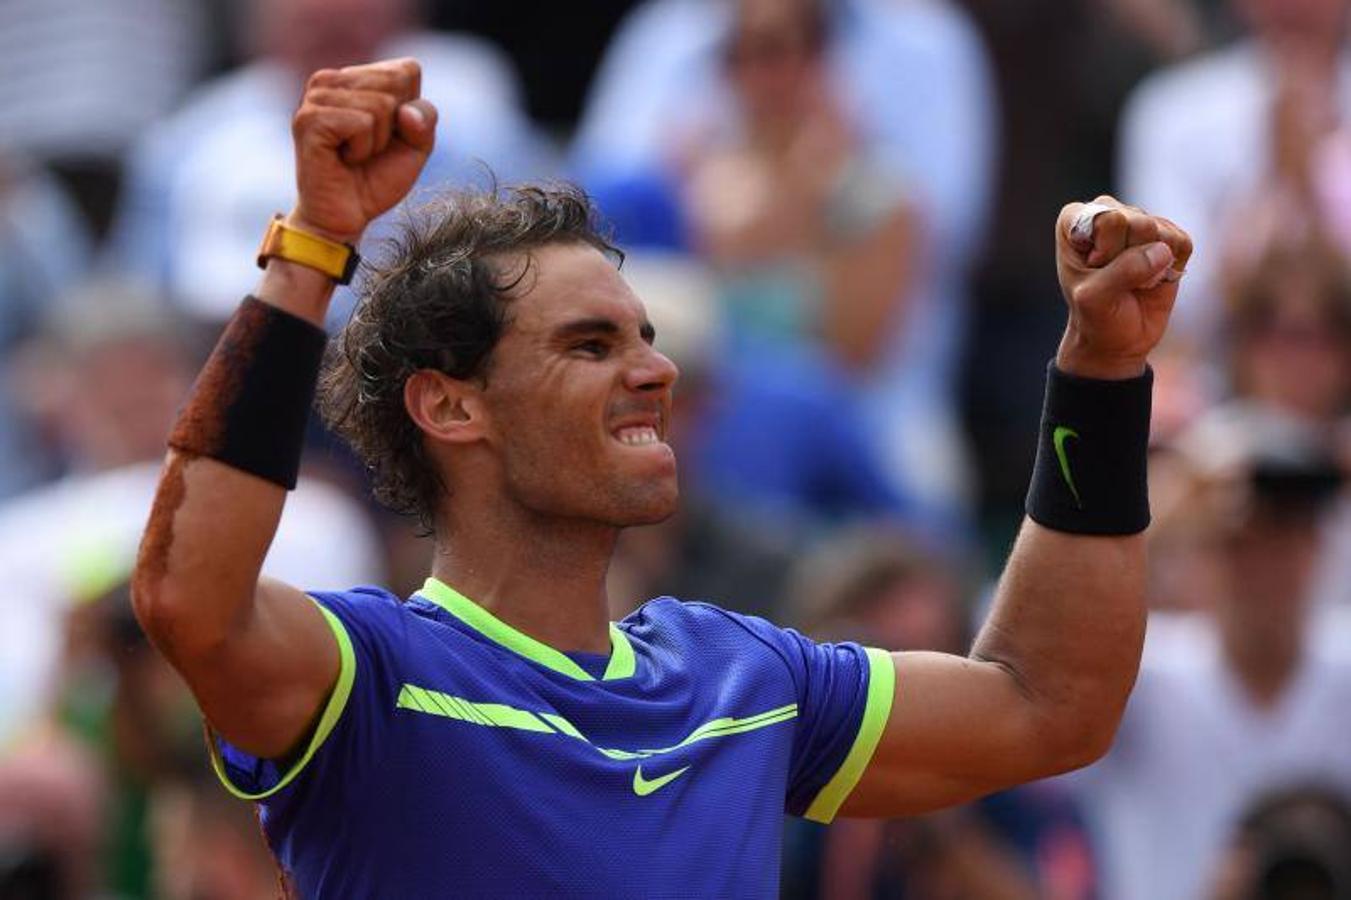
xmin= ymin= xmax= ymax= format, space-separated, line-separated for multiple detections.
xmin=395 ymin=99 xmax=438 ymax=154
xmin=1090 ymin=240 xmax=1174 ymax=296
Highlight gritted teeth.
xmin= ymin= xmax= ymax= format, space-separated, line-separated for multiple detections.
xmin=615 ymin=426 xmax=661 ymax=446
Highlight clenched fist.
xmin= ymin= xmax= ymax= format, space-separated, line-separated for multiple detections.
xmin=1054 ymin=195 xmax=1193 ymax=380
xmin=289 ymin=58 xmax=438 ymax=244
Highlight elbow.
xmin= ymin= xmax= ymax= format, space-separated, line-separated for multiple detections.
xmin=1053 ymin=721 xmax=1119 ymax=774
xmin=129 ymin=558 xmax=177 ymax=649
xmin=1034 ymin=702 xmax=1126 ymax=777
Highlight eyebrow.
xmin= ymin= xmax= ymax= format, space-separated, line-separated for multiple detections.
xmin=552 ymin=317 xmax=656 ymax=344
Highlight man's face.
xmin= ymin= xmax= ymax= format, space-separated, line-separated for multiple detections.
xmin=478 ymin=243 xmax=680 ymax=527
xmin=1219 ymin=509 xmax=1321 ymax=635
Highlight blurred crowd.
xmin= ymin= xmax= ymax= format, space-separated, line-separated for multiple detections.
xmin=2 ymin=0 xmax=1351 ymax=897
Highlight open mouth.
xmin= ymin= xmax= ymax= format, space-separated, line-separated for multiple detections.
xmin=613 ymin=425 xmax=662 ymax=447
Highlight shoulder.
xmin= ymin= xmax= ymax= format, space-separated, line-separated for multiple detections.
xmin=306 ymin=586 xmax=412 ymax=647
xmin=308 ymin=584 xmax=403 ymax=616
xmin=624 ymin=597 xmax=823 ymax=684
xmin=625 ymin=596 xmax=782 ymax=638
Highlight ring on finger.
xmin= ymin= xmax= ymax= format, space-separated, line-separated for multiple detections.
xmin=1070 ymin=202 xmax=1116 ymax=245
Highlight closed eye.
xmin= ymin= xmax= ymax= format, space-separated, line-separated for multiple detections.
xmin=572 ymin=339 xmax=610 ymax=358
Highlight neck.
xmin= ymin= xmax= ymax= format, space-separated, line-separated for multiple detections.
xmin=1221 ymin=616 xmax=1301 ymax=710
xmin=431 ymin=500 xmax=618 ymax=655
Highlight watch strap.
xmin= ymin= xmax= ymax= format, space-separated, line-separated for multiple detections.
xmin=256 ymin=214 xmax=360 ymax=285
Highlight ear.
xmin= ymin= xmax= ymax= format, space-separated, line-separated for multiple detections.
xmin=404 ymin=370 xmax=487 ymax=445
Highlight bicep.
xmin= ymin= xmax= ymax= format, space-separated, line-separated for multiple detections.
xmin=177 ymin=576 xmax=341 ymax=760
xmin=839 ymin=650 xmax=1049 ymax=817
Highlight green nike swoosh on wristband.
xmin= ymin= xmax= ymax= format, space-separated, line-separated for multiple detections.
xmin=1052 ymin=425 xmax=1083 ymax=508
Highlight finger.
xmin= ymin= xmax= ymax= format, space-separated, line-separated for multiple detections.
xmin=1086 ymin=207 xmax=1161 ymax=268
xmin=293 ymin=104 xmax=376 ymax=160
xmin=1079 ymin=240 xmax=1175 ymax=302
xmin=1153 ymin=216 xmax=1193 ymax=280
xmin=395 ymin=99 xmax=438 ymax=155
xmin=310 ymin=58 xmax=421 ymax=105
xmin=1062 ymin=197 xmax=1121 ymax=252
xmin=294 ymin=104 xmax=378 ymax=164
xmin=306 ymin=88 xmax=397 ymax=159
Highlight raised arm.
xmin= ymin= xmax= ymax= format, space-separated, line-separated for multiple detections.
xmin=841 ymin=198 xmax=1192 ymax=817
xmin=131 ymin=59 xmax=436 ymax=760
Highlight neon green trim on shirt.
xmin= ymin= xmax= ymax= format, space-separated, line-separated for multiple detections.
xmin=396 ymin=682 xmax=797 ymax=763
xmin=417 ymin=577 xmax=636 ymax=682
xmin=207 ymin=599 xmax=356 ymax=801
xmin=604 ymin=622 xmax=636 ymax=679
xmin=803 ymin=647 xmax=895 ymax=823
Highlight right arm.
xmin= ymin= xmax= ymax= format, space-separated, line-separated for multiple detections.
xmin=131 ymin=59 xmax=437 ymax=760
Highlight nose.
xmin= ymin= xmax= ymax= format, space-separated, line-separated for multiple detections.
xmin=624 ymin=344 xmax=680 ymax=394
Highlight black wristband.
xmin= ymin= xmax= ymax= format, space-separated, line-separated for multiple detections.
xmin=168 ymin=296 xmax=327 ymax=489
xmin=1025 ymin=361 xmax=1153 ymax=535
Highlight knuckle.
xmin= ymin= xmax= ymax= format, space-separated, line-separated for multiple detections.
xmin=1093 ymin=194 xmax=1120 ymax=207
xmin=291 ymin=105 xmax=316 ymax=135
xmin=1069 ymin=282 xmax=1093 ymax=308
xmin=307 ymin=68 xmax=338 ymax=90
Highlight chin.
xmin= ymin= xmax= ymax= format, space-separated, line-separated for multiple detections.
xmin=612 ymin=478 xmax=680 ymax=526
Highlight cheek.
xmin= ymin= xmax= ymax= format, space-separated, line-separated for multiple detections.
xmin=494 ymin=377 xmax=606 ymax=479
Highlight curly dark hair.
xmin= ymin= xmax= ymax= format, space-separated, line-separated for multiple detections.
xmin=317 ymin=183 xmax=621 ymax=533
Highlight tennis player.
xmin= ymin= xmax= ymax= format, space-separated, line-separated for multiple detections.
xmin=133 ymin=58 xmax=1191 ymax=895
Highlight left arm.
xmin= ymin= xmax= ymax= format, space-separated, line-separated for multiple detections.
xmin=840 ymin=197 xmax=1191 ymax=816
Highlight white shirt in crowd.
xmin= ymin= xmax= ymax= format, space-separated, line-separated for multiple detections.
xmin=0 ymin=462 xmax=384 ymax=748
xmin=1067 ymin=608 xmax=1351 ymax=900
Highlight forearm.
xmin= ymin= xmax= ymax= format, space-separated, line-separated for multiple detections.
xmin=972 ymin=337 xmax=1153 ymax=764
xmin=132 ymin=252 xmax=335 ymax=651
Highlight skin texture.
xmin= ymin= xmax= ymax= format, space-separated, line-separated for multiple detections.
xmin=133 ymin=55 xmax=1195 ymax=820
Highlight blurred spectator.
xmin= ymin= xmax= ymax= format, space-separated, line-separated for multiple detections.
xmin=782 ymin=530 xmax=1096 ymax=900
xmin=0 ymin=0 xmax=210 ymax=236
xmin=105 ymin=0 xmax=550 ymax=324
xmin=50 ymin=580 xmax=277 ymax=897
xmin=149 ymin=778 xmax=280 ymax=899
xmin=0 ymin=724 xmax=104 ymax=899
xmin=1209 ymin=239 xmax=1351 ymax=612
xmin=680 ymin=0 xmax=915 ymax=374
xmin=1209 ymin=785 xmax=1351 ymax=900
xmin=620 ymin=254 xmax=929 ymax=536
xmin=0 ymin=277 xmax=384 ymax=749
xmin=573 ymin=0 xmax=997 ymax=523
xmin=1069 ymin=410 xmax=1351 ymax=900
xmin=1117 ymin=0 xmax=1351 ymax=350
xmin=1222 ymin=242 xmax=1351 ymax=424
xmin=0 ymin=156 xmax=93 ymax=498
